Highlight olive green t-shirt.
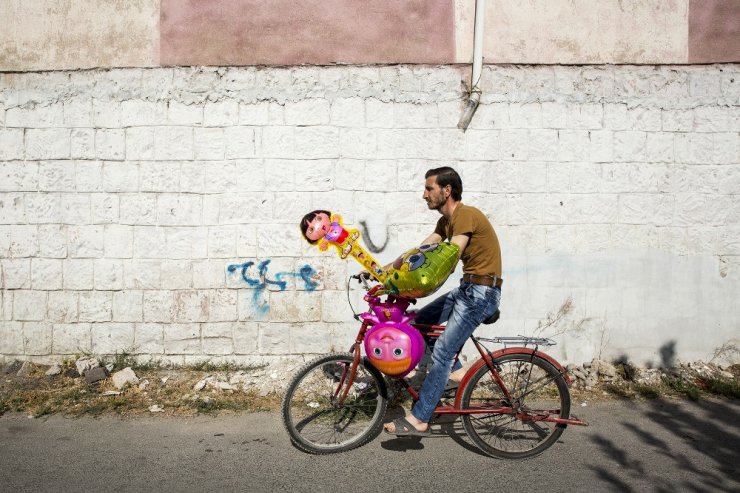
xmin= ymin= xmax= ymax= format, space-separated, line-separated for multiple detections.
xmin=433 ymin=203 xmax=502 ymax=278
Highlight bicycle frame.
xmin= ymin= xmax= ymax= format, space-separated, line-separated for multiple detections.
xmin=341 ymin=285 xmax=588 ymax=428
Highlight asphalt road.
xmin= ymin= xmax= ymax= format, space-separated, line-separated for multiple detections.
xmin=1 ymin=398 xmax=738 ymax=493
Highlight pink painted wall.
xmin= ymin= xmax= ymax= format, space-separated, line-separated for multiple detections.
xmin=689 ymin=0 xmax=740 ymax=63
xmin=160 ymin=0 xmax=455 ymax=66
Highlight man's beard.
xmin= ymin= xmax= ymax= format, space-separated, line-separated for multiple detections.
xmin=426 ymin=196 xmax=445 ymax=210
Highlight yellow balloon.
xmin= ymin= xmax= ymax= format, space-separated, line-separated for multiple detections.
xmin=382 ymin=242 xmax=460 ymax=298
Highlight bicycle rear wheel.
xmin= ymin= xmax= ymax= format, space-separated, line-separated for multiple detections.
xmin=281 ymin=353 xmax=387 ymax=454
xmin=460 ymin=353 xmax=571 ymax=459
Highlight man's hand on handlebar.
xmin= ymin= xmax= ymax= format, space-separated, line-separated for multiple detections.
xmin=350 ymin=271 xmax=373 ymax=289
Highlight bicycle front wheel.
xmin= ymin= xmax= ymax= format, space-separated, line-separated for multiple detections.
xmin=460 ymin=353 xmax=571 ymax=459
xmin=281 ymin=353 xmax=388 ymax=454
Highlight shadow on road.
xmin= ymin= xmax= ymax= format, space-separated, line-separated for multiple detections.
xmin=586 ymin=398 xmax=740 ymax=492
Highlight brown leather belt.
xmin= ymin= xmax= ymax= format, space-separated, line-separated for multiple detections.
xmin=461 ymin=274 xmax=503 ymax=288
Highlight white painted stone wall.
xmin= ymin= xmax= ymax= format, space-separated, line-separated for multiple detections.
xmin=0 ymin=65 xmax=738 ymax=369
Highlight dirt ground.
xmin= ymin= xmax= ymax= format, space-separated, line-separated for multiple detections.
xmin=1 ymin=359 xmax=738 ymax=418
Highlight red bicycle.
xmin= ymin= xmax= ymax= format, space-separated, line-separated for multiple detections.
xmin=281 ymin=275 xmax=588 ymax=459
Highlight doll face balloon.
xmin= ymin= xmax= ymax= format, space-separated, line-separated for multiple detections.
xmin=364 ymin=324 xmax=424 ymax=377
xmin=304 ymin=212 xmax=331 ymax=242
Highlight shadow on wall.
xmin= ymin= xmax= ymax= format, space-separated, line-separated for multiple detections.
xmin=615 ymin=340 xmax=678 ymax=370
xmin=586 ymin=399 xmax=740 ymax=491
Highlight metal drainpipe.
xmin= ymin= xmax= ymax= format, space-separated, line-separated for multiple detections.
xmin=457 ymin=0 xmax=486 ymax=131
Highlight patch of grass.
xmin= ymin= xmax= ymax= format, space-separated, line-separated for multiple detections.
xmin=602 ymin=382 xmax=660 ymax=400
xmin=701 ymin=377 xmax=740 ymax=399
xmin=662 ymin=375 xmax=700 ymax=401
xmin=188 ymin=360 xmax=267 ymax=373
xmin=32 ymin=404 xmax=53 ymax=418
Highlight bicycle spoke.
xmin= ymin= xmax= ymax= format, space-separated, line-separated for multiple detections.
xmin=461 ymin=354 xmax=571 ymax=459
xmin=282 ymin=354 xmax=387 ymax=453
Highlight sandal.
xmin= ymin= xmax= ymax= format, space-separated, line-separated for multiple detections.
xmin=384 ymin=417 xmax=431 ymax=437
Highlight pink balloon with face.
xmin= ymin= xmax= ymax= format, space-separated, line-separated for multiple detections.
xmin=364 ymin=323 xmax=425 ymax=377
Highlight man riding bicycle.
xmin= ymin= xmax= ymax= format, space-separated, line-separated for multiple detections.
xmin=383 ymin=166 xmax=503 ymax=437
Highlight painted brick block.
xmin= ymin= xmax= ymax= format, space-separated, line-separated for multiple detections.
xmin=63 ymin=99 xmax=93 ymax=127
xmin=232 ymin=322 xmax=259 ymax=354
xmin=112 ymin=290 xmax=143 ymax=322
xmin=31 ymin=258 xmax=63 ymax=290
xmin=134 ymin=323 xmax=164 ymax=354
xmin=290 ymin=323 xmax=331 ymax=354
xmin=120 ymin=100 xmax=167 ymax=127
xmin=269 ymin=291 xmax=321 ymax=323
xmin=102 ymin=162 xmax=139 ymax=192
xmin=25 ymin=129 xmax=70 ymax=160
xmin=154 ymin=126 xmax=194 ymax=160
xmin=330 ymin=98 xmax=365 ymax=127
xmin=173 ymin=290 xmax=209 ymax=323
xmin=294 ymin=127 xmax=339 ymax=159
xmin=24 ymin=322 xmax=52 ymax=355
xmin=37 ymin=225 xmax=67 ymax=258
xmin=60 ymin=193 xmax=91 ymax=225
xmin=7 ymin=225 xmax=38 ymax=257
xmin=1 ymin=161 xmax=38 ymax=192
xmin=47 ymin=291 xmax=78 ymax=323
xmin=168 ymin=101 xmax=203 ymax=125
xmin=91 ymin=322 xmax=135 ymax=354
xmin=63 ymin=259 xmax=94 ymax=290
xmin=103 ymin=224 xmax=134 ymax=259
xmin=90 ymin=193 xmax=119 ymax=226
xmin=261 ymin=127 xmax=295 ymax=159
xmin=94 ymin=259 xmax=124 ymax=290
xmin=2 ymin=259 xmax=31 ymax=289
xmin=38 ymin=161 xmax=74 ymax=195
xmin=0 ymin=193 xmax=26 ymax=225
xmin=193 ymin=128 xmax=225 ymax=160
xmin=12 ymin=290 xmax=46 ymax=321
xmin=161 ymin=260 xmax=193 ymax=289
xmin=79 ymin=291 xmax=112 ymax=322
xmin=614 ymin=131 xmax=647 ymax=162
xmin=0 ymin=128 xmax=24 ymax=160
xmin=125 ymin=260 xmax=162 ymax=290
xmin=95 ymin=129 xmax=125 ymax=160
xmin=239 ymin=102 xmax=269 ymax=125
xmin=119 ymin=194 xmax=157 ymax=224
xmin=164 ymin=323 xmax=201 ymax=354
xmin=207 ymin=289 xmax=238 ymax=322
xmin=25 ymin=193 xmax=61 ymax=224
xmin=52 ymin=323 xmax=91 ymax=354
xmin=6 ymin=103 xmax=61 ymax=127
xmin=142 ymin=290 xmax=174 ymax=323
xmin=202 ymin=322 xmax=234 ymax=355
xmin=165 ymin=227 xmax=207 ymax=260
xmin=125 ymin=127 xmax=156 ymax=160
xmin=0 ymin=322 xmax=24 ymax=354
xmin=285 ymin=99 xmax=330 ymax=126
xmin=75 ymin=161 xmax=104 ymax=192
xmin=68 ymin=225 xmax=105 ymax=258
xmin=157 ymin=194 xmax=202 ymax=226
xmin=339 ymin=128 xmax=377 ymax=159
xmin=321 ymin=290 xmax=354 ymax=323
xmin=257 ymin=323 xmax=292 ymax=355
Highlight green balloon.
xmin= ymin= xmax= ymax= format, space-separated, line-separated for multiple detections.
xmin=383 ymin=242 xmax=460 ymax=299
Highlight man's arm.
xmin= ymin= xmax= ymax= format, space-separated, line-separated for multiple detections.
xmin=421 ymin=232 xmax=443 ymax=245
xmin=450 ymin=234 xmax=470 ymax=256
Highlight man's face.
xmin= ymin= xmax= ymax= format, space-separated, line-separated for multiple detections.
xmin=423 ymin=176 xmax=447 ymax=211
xmin=305 ymin=212 xmax=330 ymax=241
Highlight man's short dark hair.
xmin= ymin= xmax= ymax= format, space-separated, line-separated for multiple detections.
xmin=300 ymin=209 xmax=331 ymax=244
xmin=425 ymin=167 xmax=462 ymax=201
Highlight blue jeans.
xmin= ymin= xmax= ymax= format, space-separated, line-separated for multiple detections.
xmin=411 ymin=282 xmax=501 ymax=423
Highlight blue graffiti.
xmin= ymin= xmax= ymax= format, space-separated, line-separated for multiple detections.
xmin=227 ymin=259 xmax=318 ymax=318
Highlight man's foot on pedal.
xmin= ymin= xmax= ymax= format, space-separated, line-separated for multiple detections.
xmin=384 ymin=414 xmax=429 ymax=436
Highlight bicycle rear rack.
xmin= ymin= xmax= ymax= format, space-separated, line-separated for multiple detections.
xmin=477 ymin=336 xmax=556 ymax=347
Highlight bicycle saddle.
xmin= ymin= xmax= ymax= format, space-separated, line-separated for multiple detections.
xmin=482 ymin=309 xmax=500 ymax=325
